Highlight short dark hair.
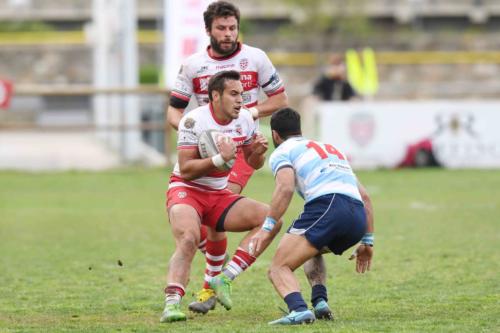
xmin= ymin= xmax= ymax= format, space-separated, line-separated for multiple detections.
xmin=204 ymin=1 xmax=240 ymax=31
xmin=208 ymin=70 xmax=241 ymax=101
xmin=271 ymin=108 xmax=302 ymax=139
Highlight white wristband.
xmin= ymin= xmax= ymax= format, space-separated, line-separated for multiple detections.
xmin=249 ymin=107 xmax=259 ymax=120
xmin=211 ymin=154 xmax=225 ymax=168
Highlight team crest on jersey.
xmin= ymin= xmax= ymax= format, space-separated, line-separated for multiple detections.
xmin=235 ymin=124 xmax=243 ymax=135
xmin=184 ymin=117 xmax=196 ymax=129
xmin=177 ymin=191 xmax=187 ymax=199
xmin=239 ymin=58 xmax=249 ymax=70
xmin=349 ymin=112 xmax=375 ymax=147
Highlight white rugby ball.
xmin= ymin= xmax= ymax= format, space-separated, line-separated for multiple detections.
xmin=198 ymin=129 xmax=235 ymax=171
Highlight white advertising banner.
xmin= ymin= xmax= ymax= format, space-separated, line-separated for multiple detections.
xmin=163 ymin=0 xmax=210 ymax=89
xmin=317 ymin=101 xmax=500 ymax=169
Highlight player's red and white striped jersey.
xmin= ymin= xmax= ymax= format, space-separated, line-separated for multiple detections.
xmin=169 ymin=104 xmax=256 ymax=191
xmin=171 ymin=43 xmax=285 ymax=108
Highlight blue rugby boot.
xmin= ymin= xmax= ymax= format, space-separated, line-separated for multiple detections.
xmin=313 ymin=299 xmax=334 ymax=320
xmin=268 ymin=309 xmax=316 ymax=325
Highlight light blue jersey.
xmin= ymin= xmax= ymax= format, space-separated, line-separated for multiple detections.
xmin=269 ymin=137 xmax=362 ymax=203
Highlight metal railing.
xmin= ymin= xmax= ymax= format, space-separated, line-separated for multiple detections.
xmin=0 ymin=85 xmax=174 ymax=165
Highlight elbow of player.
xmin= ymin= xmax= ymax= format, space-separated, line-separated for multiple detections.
xmin=279 ymin=93 xmax=289 ymax=109
xmin=166 ymin=115 xmax=178 ymax=130
xmin=278 ymin=185 xmax=295 ymax=199
xmin=361 ymin=191 xmax=372 ymax=208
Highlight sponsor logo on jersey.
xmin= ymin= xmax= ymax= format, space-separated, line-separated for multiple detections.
xmin=193 ymin=75 xmax=210 ymax=94
xmin=239 ymin=71 xmax=258 ymax=91
xmin=239 ymin=58 xmax=248 ymax=70
xmin=197 ymin=66 xmax=208 ymax=74
xmin=216 ymin=64 xmax=235 ymax=70
xmin=242 ymin=92 xmax=251 ymax=105
xmin=177 ymin=191 xmax=187 ymax=199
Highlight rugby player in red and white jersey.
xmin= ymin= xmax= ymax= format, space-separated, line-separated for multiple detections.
xmin=165 ymin=1 xmax=288 ymax=314
xmin=160 ymin=71 xmax=282 ymax=323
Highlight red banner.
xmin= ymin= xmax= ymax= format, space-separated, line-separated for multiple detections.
xmin=0 ymin=79 xmax=13 ymax=109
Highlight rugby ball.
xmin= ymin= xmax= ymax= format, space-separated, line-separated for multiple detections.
xmin=198 ymin=129 xmax=235 ymax=171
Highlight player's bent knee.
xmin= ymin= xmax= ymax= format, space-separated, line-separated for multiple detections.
xmin=178 ymin=232 xmax=199 ymax=254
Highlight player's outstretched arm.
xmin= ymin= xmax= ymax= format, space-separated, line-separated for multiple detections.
xmin=248 ymin=167 xmax=295 ymax=256
xmin=242 ymin=133 xmax=268 ymax=169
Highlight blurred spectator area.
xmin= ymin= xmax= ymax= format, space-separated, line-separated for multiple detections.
xmin=1 ymin=0 xmax=500 ymax=103
xmin=0 ymin=0 xmax=499 ymax=24
xmin=1 ymin=0 xmax=500 ymax=168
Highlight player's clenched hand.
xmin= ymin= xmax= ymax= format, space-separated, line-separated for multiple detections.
xmin=217 ymin=136 xmax=237 ymax=162
xmin=349 ymin=244 xmax=373 ymax=273
xmin=251 ymin=133 xmax=268 ymax=155
xmin=248 ymin=230 xmax=271 ymax=256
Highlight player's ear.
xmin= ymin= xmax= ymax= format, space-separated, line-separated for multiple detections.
xmin=271 ymin=130 xmax=279 ymax=142
xmin=212 ymin=90 xmax=220 ymax=102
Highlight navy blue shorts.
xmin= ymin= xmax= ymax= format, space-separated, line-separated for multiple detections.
xmin=287 ymin=193 xmax=367 ymax=255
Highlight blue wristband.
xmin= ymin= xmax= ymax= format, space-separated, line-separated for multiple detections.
xmin=361 ymin=233 xmax=374 ymax=246
xmin=262 ymin=216 xmax=277 ymax=232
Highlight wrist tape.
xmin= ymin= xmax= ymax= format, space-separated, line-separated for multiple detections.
xmin=249 ymin=107 xmax=259 ymax=119
xmin=361 ymin=233 xmax=374 ymax=246
xmin=211 ymin=154 xmax=225 ymax=168
xmin=261 ymin=216 xmax=277 ymax=232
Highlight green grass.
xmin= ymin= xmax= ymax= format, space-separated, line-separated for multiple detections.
xmin=0 ymin=168 xmax=499 ymax=332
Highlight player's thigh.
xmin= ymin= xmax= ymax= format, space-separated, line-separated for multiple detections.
xmin=168 ymin=203 xmax=202 ymax=243
xmin=223 ymin=197 xmax=269 ymax=232
xmin=271 ymin=234 xmax=319 ymax=272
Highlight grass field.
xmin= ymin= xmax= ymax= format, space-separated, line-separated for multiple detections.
xmin=0 ymin=168 xmax=499 ymax=332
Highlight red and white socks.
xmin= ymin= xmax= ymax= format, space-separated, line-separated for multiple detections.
xmin=222 ymin=247 xmax=256 ymax=280
xmin=203 ymin=238 xmax=227 ymax=289
xmin=164 ymin=283 xmax=185 ymax=305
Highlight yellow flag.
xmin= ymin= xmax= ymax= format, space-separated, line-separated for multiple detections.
xmin=346 ymin=47 xmax=379 ymax=97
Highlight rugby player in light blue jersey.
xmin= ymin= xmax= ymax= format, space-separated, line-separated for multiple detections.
xmin=248 ymin=107 xmax=375 ymax=325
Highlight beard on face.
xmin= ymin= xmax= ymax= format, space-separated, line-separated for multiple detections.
xmin=210 ymin=36 xmax=238 ymax=56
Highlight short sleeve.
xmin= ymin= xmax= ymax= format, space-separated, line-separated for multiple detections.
xmin=269 ymin=148 xmax=292 ymax=176
xmin=257 ymin=49 xmax=285 ymax=97
xmin=170 ymin=62 xmax=193 ymax=104
xmin=177 ymin=115 xmax=199 ymax=150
